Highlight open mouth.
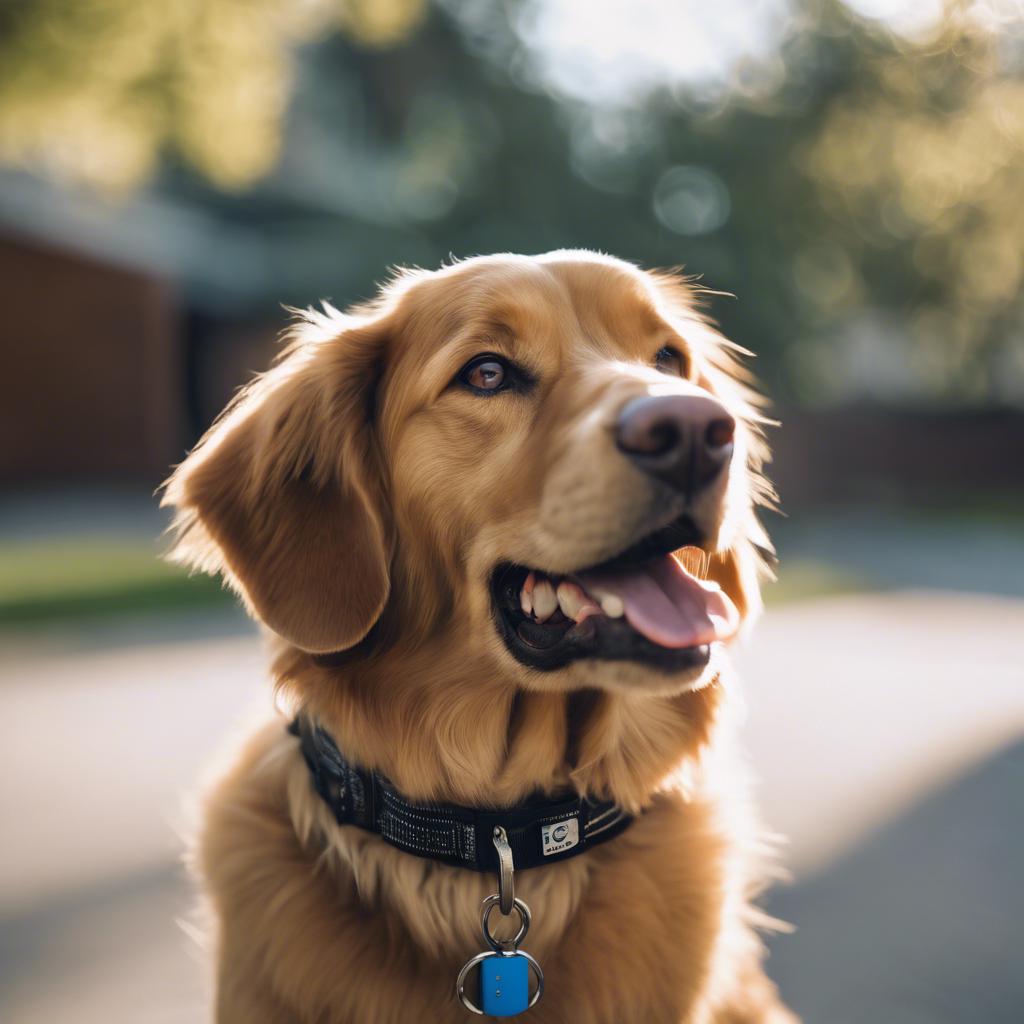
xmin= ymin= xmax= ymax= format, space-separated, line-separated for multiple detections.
xmin=490 ymin=515 xmax=740 ymax=673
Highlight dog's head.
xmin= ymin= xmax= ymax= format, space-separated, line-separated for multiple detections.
xmin=165 ymin=252 xmax=772 ymax=697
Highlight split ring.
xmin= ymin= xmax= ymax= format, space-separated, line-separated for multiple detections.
xmin=480 ymin=894 xmax=531 ymax=953
xmin=455 ymin=950 xmax=544 ymax=1016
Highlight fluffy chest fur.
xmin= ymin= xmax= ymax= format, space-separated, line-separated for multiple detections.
xmin=196 ymin=705 xmax=773 ymax=1024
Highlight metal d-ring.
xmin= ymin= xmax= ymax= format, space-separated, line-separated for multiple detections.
xmin=456 ymin=949 xmax=545 ymax=1016
xmin=492 ymin=825 xmax=515 ymax=915
xmin=481 ymin=894 xmax=531 ymax=953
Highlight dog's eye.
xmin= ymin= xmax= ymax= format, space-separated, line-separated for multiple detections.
xmin=460 ymin=355 xmax=508 ymax=394
xmin=655 ymin=346 xmax=687 ymax=377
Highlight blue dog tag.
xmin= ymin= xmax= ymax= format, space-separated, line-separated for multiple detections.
xmin=455 ymin=833 xmax=544 ymax=1017
xmin=480 ymin=953 xmax=530 ymax=1017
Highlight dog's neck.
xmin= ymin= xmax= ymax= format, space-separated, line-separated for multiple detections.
xmin=273 ymin=636 xmax=724 ymax=814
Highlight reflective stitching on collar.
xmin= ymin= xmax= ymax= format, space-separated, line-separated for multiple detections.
xmin=292 ymin=714 xmax=632 ymax=872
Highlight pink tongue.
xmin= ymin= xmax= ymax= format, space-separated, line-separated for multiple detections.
xmin=577 ymin=554 xmax=739 ymax=649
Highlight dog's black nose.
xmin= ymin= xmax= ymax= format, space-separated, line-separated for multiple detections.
xmin=616 ymin=394 xmax=735 ymax=494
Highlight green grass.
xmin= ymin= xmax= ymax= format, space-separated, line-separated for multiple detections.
xmin=886 ymin=489 xmax=1024 ymax=528
xmin=765 ymin=559 xmax=873 ymax=606
xmin=0 ymin=539 xmax=234 ymax=626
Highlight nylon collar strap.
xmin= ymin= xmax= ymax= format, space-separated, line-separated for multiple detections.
xmin=290 ymin=714 xmax=633 ymax=873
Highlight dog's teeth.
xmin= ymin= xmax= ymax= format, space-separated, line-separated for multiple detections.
xmin=556 ymin=581 xmax=585 ymax=620
xmin=532 ymin=577 xmax=557 ymax=621
xmin=520 ymin=571 xmax=536 ymax=615
xmin=583 ymin=581 xmax=626 ymax=619
xmin=557 ymin=582 xmax=605 ymax=623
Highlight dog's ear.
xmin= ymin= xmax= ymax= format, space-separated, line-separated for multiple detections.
xmin=644 ymin=268 xmax=775 ymax=626
xmin=698 ymin=336 xmax=775 ymax=628
xmin=162 ymin=311 xmax=391 ymax=653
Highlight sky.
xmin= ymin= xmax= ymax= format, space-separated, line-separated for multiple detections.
xmin=513 ymin=0 xmax=1024 ymax=108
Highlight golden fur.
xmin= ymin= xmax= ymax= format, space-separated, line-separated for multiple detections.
xmin=164 ymin=251 xmax=796 ymax=1022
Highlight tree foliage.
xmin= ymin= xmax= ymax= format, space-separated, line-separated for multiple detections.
xmin=0 ymin=0 xmax=1020 ymax=405
xmin=0 ymin=0 xmax=426 ymax=188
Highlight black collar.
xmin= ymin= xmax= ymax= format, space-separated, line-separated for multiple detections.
xmin=290 ymin=714 xmax=633 ymax=873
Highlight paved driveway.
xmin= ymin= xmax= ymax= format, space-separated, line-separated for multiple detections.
xmin=2 ymin=591 xmax=1022 ymax=1023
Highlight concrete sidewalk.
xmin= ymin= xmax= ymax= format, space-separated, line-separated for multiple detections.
xmin=766 ymin=739 xmax=1024 ymax=1023
xmin=1 ymin=590 xmax=1022 ymax=1023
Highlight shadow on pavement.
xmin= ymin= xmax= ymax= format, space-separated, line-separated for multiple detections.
xmin=766 ymin=739 xmax=1024 ymax=1023
xmin=0 ymin=864 xmax=206 ymax=1024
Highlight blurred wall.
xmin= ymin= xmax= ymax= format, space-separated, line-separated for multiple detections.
xmin=771 ymin=406 xmax=1024 ymax=508
xmin=0 ymin=234 xmax=180 ymax=481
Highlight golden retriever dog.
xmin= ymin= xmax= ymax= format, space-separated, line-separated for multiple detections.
xmin=164 ymin=250 xmax=795 ymax=1023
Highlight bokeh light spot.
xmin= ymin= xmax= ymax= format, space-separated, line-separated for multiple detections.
xmin=653 ymin=165 xmax=731 ymax=236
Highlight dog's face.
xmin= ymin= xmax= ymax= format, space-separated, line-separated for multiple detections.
xmin=166 ymin=252 xmax=770 ymax=698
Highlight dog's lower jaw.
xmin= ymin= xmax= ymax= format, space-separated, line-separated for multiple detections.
xmin=540 ymin=647 xmax=727 ymax=699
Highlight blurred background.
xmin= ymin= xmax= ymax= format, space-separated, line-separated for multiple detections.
xmin=1 ymin=0 xmax=1022 ymax=1021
